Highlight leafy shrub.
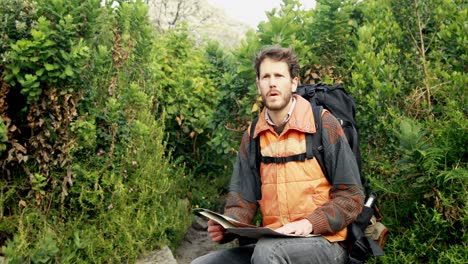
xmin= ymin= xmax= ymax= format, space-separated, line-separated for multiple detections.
xmin=0 ymin=0 xmax=192 ymax=262
xmin=0 ymin=0 xmax=465 ymax=262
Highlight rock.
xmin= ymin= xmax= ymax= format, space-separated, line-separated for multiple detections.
xmin=175 ymin=226 xmax=215 ymax=263
xmin=137 ymin=245 xmax=177 ymax=264
xmin=192 ymin=215 xmax=208 ymax=231
xmin=175 ymin=216 xmax=236 ymax=264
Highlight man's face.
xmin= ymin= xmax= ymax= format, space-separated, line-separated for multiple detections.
xmin=256 ymin=57 xmax=298 ymax=112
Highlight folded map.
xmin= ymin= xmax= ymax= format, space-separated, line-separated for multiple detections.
xmin=193 ymin=208 xmax=319 ymax=240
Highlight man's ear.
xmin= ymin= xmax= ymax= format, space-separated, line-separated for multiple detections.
xmin=291 ymin=77 xmax=298 ymax=92
xmin=256 ymin=78 xmax=260 ymax=94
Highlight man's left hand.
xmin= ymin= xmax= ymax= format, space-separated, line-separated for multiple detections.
xmin=275 ymin=219 xmax=313 ymax=236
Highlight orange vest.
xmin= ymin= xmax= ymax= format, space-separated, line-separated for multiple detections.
xmin=253 ymin=96 xmax=347 ymax=242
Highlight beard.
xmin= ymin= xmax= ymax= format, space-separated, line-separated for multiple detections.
xmin=262 ymin=91 xmax=292 ymax=112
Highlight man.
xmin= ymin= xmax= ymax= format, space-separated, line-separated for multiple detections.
xmin=192 ymin=45 xmax=364 ymax=264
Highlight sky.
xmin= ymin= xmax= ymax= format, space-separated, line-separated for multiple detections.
xmin=206 ymin=0 xmax=316 ymax=28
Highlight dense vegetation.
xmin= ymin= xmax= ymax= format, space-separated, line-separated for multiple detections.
xmin=0 ymin=0 xmax=466 ymax=263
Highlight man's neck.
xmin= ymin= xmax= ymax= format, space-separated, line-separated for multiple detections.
xmin=268 ymin=110 xmax=288 ymax=125
xmin=266 ymin=98 xmax=295 ymax=126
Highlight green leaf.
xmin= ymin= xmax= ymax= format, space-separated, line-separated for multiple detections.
xmin=12 ymin=66 xmax=20 ymax=75
xmin=36 ymin=68 xmax=45 ymax=76
xmin=43 ymin=39 xmax=55 ymax=47
xmin=10 ymin=43 xmax=21 ymax=52
xmin=31 ymin=28 xmax=45 ymax=40
xmin=44 ymin=63 xmax=57 ymax=71
xmin=30 ymin=56 xmax=40 ymax=62
xmin=64 ymin=64 xmax=74 ymax=77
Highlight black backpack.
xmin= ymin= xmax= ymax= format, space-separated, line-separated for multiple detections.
xmin=248 ymin=83 xmax=386 ymax=263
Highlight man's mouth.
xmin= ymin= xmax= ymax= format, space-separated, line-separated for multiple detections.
xmin=268 ymin=90 xmax=280 ymax=97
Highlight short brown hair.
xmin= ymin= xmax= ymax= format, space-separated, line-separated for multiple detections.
xmin=254 ymin=45 xmax=300 ymax=79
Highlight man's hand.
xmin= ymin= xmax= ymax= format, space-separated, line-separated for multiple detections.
xmin=275 ymin=219 xmax=313 ymax=236
xmin=207 ymin=220 xmax=226 ymax=243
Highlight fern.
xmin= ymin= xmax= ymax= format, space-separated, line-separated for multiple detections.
xmin=437 ymin=167 xmax=468 ymax=184
xmin=396 ymin=118 xmax=445 ymax=180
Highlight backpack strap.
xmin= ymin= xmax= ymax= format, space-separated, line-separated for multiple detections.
xmin=250 ymin=105 xmax=331 ymax=185
xmin=309 ymin=105 xmax=331 ymax=183
xmin=248 ymin=117 xmax=258 ymax=172
xmin=261 ymin=153 xmax=308 ymax=163
xmin=248 ymin=117 xmax=262 ymax=201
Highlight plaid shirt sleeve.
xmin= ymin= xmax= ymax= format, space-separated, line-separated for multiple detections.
xmin=223 ymin=131 xmax=258 ymax=224
xmin=305 ymin=111 xmax=365 ymax=234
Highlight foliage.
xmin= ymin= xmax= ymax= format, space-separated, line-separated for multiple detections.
xmin=219 ymin=0 xmax=467 ymax=262
xmin=4 ymin=15 xmax=89 ymax=102
xmin=346 ymin=0 xmax=467 ymax=262
xmin=304 ymin=0 xmax=357 ymax=74
xmin=368 ymin=117 xmax=467 ymax=263
xmin=0 ymin=118 xmax=7 ymax=152
xmin=0 ymin=0 xmax=191 ymax=262
xmin=0 ymin=0 xmax=37 ymax=53
xmin=257 ymin=0 xmax=311 ymax=53
xmin=0 ymin=0 xmax=466 ymax=262
xmin=348 ymin=0 xmax=406 ymax=154
xmin=147 ymin=24 xmax=221 ymax=171
xmin=207 ymin=40 xmax=256 ymax=154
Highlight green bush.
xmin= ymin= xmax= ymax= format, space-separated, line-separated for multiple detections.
xmin=0 ymin=0 xmax=465 ymax=262
xmin=1 ymin=0 xmax=192 ymax=262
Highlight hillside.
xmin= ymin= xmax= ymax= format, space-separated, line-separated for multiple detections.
xmin=147 ymin=0 xmax=252 ymax=48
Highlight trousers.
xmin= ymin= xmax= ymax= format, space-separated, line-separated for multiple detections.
xmin=191 ymin=236 xmax=348 ymax=264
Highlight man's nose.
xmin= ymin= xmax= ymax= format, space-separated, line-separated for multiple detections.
xmin=269 ymin=77 xmax=277 ymax=87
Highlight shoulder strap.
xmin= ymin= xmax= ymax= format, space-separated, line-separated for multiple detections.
xmin=248 ymin=117 xmax=262 ymax=201
xmin=309 ymin=105 xmax=331 ymax=183
xmin=250 ymin=106 xmax=332 ymax=185
xmin=248 ymin=117 xmax=258 ymax=172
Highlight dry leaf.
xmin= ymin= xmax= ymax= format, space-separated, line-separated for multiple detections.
xmin=9 ymin=124 xmax=17 ymax=132
xmin=176 ymin=115 xmax=184 ymax=126
xmin=35 ymin=192 xmax=42 ymax=206
xmin=251 ymin=103 xmax=260 ymax=113
xmin=13 ymin=142 xmax=27 ymax=153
